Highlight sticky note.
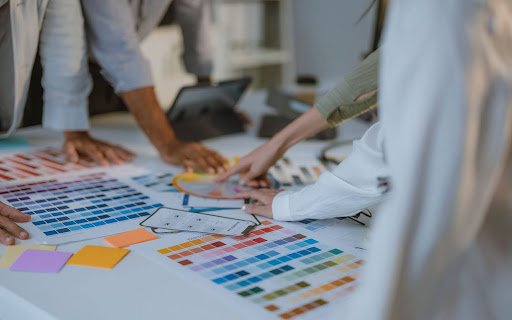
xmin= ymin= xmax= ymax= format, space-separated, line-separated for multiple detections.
xmin=104 ymin=228 xmax=158 ymax=248
xmin=0 ymin=245 xmax=57 ymax=268
xmin=67 ymin=245 xmax=130 ymax=269
xmin=9 ymin=249 xmax=72 ymax=273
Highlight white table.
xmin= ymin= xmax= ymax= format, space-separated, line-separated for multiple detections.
xmin=0 ymin=91 xmax=372 ymax=320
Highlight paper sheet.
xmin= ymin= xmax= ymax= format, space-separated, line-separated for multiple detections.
xmin=104 ymin=228 xmax=158 ymax=248
xmin=133 ymin=219 xmax=364 ymax=320
xmin=182 ymin=194 xmax=244 ymax=209
xmin=9 ymin=249 xmax=72 ymax=273
xmin=0 ymin=166 xmax=166 ymax=245
xmin=67 ymin=245 xmax=130 ymax=269
xmin=0 ymin=245 xmax=57 ymax=267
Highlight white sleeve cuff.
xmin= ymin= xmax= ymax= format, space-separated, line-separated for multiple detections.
xmin=272 ymin=190 xmax=293 ymax=221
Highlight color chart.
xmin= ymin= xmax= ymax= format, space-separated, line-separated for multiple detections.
xmin=0 ymin=170 xmax=163 ymax=244
xmin=131 ymin=172 xmax=179 ymax=193
xmin=269 ymin=158 xmax=327 ymax=187
xmin=0 ymin=148 xmax=96 ymax=182
xmin=135 ymin=220 xmax=363 ymax=319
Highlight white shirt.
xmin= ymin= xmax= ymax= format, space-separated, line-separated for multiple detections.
xmin=0 ymin=0 xmax=92 ymax=137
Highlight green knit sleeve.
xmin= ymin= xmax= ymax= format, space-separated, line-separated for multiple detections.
xmin=315 ymin=49 xmax=379 ymax=126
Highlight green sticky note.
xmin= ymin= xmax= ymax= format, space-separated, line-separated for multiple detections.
xmin=0 ymin=136 xmax=30 ymax=150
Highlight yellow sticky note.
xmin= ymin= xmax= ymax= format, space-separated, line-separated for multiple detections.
xmin=0 ymin=245 xmax=56 ymax=267
xmin=103 ymin=228 xmax=158 ymax=248
xmin=67 ymin=245 xmax=130 ymax=269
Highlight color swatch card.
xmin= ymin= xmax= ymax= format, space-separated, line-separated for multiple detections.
xmin=104 ymin=228 xmax=158 ymax=248
xmin=0 ymin=167 xmax=163 ymax=244
xmin=131 ymin=171 xmax=179 ymax=193
xmin=0 ymin=148 xmax=96 ymax=182
xmin=270 ymin=158 xmax=327 ymax=187
xmin=134 ymin=220 xmax=363 ymax=319
xmin=67 ymin=245 xmax=130 ymax=269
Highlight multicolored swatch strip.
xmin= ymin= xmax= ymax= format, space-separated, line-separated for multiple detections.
xmin=0 ymin=172 xmax=162 ymax=243
xmin=0 ymin=148 xmax=95 ymax=182
xmin=147 ymin=220 xmax=363 ymax=319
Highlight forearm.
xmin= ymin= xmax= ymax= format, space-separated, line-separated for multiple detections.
xmin=120 ymin=87 xmax=178 ymax=152
xmin=270 ymin=108 xmax=329 ymax=154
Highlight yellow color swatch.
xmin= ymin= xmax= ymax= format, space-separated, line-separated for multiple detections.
xmin=0 ymin=245 xmax=56 ymax=267
xmin=67 ymin=245 xmax=130 ymax=269
xmin=103 ymin=228 xmax=158 ymax=248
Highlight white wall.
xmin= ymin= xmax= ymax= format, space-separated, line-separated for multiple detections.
xmin=292 ymin=0 xmax=377 ymax=83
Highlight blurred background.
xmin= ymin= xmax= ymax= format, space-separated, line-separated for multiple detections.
xmin=141 ymin=0 xmax=380 ymax=109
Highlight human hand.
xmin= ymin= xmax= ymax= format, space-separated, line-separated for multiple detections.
xmin=63 ymin=131 xmax=135 ymax=167
xmin=160 ymin=141 xmax=227 ymax=174
xmin=215 ymin=140 xmax=284 ymax=187
xmin=0 ymin=201 xmax=30 ymax=246
xmin=240 ymin=189 xmax=284 ymax=219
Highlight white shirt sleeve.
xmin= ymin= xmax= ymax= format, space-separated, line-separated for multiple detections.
xmin=272 ymin=122 xmax=389 ymax=221
xmin=39 ymin=0 xmax=92 ymax=131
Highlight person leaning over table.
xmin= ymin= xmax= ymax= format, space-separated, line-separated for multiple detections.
xmin=0 ymin=0 xmax=120 ymax=245
xmin=79 ymin=0 xmax=226 ymax=174
xmin=215 ymin=49 xmax=383 ymax=220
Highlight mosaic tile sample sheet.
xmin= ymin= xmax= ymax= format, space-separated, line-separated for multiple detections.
xmin=135 ymin=220 xmax=363 ymax=319
xmin=0 ymin=171 xmax=163 ymax=244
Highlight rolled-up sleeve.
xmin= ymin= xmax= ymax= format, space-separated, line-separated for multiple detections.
xmin=174 ymin=0 xmax=213 ymax=76
xmin=272 ymin=122 xmax=389 ymax=221
xmin=315 ymin=49 xmax=379 ymax=127
xmin=40 ymin=0 xmax=92 ymax=131
xmin=80 ymin=0 xmax=153 ymax=93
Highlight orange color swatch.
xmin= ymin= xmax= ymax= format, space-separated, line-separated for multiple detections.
xmin=67 ymin=245 xmax=130 ymax=269
xmin=104 ymin=228 xmax=158 ymax=248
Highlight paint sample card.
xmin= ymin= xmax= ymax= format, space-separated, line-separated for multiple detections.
xmin=269 ymin=158 xmax=327 ymax=187
xmin=9 ymin=249 xmax=72 ymax=273
xmin=0 ymin=136 xmax=30 ymax=150
xmin=182 ymin=194 xmax=244 ymax=209
xmin=131 ymin=172 xmax=178 ymax=192
xmin=0 ymin=245 xmax=56 ymax=267
xmin=67 ymin=245 xmax=130 ymax=269
xmin=104 ymin=228 xmax=158 ymax=248
xmin=134 ymin=220 xmax=363 ymax=320
xmin=0 ymin=169 xmax=163 ymax=244
xmin=0 ymin=148 xmax=96 ymax=182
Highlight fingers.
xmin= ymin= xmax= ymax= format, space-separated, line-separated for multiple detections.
xmin=63 ymin=141 xmax=79 ymax=163
xmin=241 ymin=204 xmax=273 ymax=218
xmin=102 ymin=148 xmax=124 ymax=166
xmin=83 ymin=144 xmax=109 ymax=167
xmin=0 ymin=228 xmax=16 ymax=246
xmin=215 ymin=162 xmax=246 ymax=182
xmin=113 ymin=145 xmax=135 ymax=162
xmin=0 ymin=216 xmax=29 ymax=241
xmin=0 ymin=202 xmax=30 ymax=222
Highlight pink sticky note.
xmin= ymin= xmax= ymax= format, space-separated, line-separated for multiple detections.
xmin=9 ymin=249 xmax=73 ymax=273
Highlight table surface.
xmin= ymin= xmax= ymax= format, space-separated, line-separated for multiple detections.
xmin=0 ymin=91 xmax=373 ymax=320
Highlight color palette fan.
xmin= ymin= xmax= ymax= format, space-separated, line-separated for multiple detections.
xmin=0 ymin=171 xmax=163 ymax=244
xmin=135 ymin=220 xmax=363 ymax=319
xmin=173 ymin=172 xmax=278 ymax=200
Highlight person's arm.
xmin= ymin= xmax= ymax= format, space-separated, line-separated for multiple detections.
xmin=173 ymin=0 xmax=213 ymax=82
xmin=80 ymin=0 xmax=225 ymax=172
xmin=216 ymin=51 xmax=379 ymax=185
xmin=241 ymin=122 xmax=389 ymax=220
xmin=39 ymin=0 xmax=133 ymax=166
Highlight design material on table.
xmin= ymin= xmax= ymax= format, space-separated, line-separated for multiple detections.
xmin=0 ymin=245 xmax=57 ymax=267
xmin=67 ymin=245 xmax=130 ymax=269
xmin=0 ymin=136 xmax=30 ymax=150
xmin=173 ymin=172 xmax=279 ymax=200
xmin=0 ymin=148 xmax=95 ymax=182
xmin=269 ymin=158 xmax=327 ymax=187
xmin=9 ymin=249 xmax=72 ymax=273
xmin=131 ymin=172 xmax=178 ymax=192
xmin=0 ymin=171 xmax=163 ymax=244
xmin=104 ymin=228 xmax=158 ymax=248
xmin=135 ymin=220 xmax=363 ymax=319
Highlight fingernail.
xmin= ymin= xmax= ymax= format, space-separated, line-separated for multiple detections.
xmin=241 ymin=205 xmax=246 ymax=211
xmin=20 ymin=231 xmax=28 ymax=238
xmin=6 ymin=236 xmax=13 ymax=245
